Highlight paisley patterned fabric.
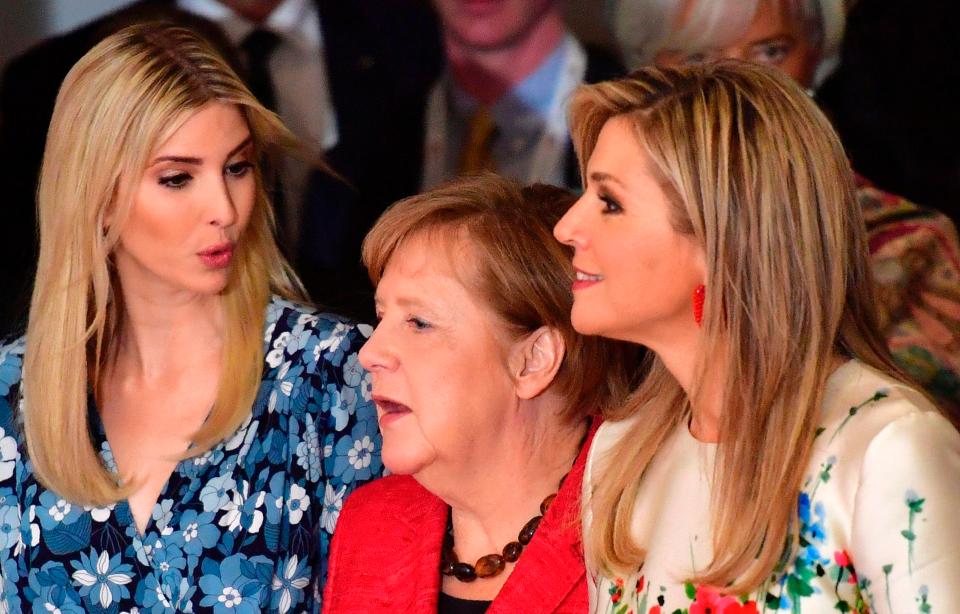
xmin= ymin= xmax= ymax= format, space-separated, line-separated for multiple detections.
xmin=0 ymin=296 xmax=382 ymax=613
xmin=860 ymin=175 xmax=960 ymax=417
xmin=584 ymin=360 xmax=960 ymax=613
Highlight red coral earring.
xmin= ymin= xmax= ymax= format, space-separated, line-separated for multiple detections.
xmin=692 ymin=284 xmax=705 ymax=326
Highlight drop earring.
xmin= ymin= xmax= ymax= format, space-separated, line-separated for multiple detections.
xmin=692 ymin=284 xmax=705 ymax=326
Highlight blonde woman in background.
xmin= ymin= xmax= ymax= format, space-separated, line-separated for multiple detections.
xmin=553 ymin=62 xmax=960 ymax=612
xmin=0 ymin=23 xmax=380 ymax=612
xmin=608 ymin=0 xmax=960 ymax=419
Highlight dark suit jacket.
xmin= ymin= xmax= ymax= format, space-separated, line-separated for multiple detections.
xmin=298 ymin=40 xmax=622 ymax=322
xmin=0 ymin=0 xmax=444 ymax=332
xmin=323 ymin=421 xmax=597 ymax=613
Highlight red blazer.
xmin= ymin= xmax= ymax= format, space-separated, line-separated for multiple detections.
xmin=323 ymin=422 xmax=598 ymax=613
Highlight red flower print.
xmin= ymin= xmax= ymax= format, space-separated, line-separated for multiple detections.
xmin=648 ymin=607 xmax=661 ymax=614
xmin=609 ymin=577 xmax=625 ymax=604
xmin=690 ymin=586 xmax=759 ymax=614
xmin=834 ymin=550 xmax=851 ymax=567
xmin=637 ymin=575 xmax=645 ymax=593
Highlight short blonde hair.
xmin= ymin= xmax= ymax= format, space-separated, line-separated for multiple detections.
xmin=24 ymin=23 xmax=307 ymax=506
xmin=609 ymin=0 xmax=846 ymax=85
xmin=576 ymin=62 xmax=910 ymax=592
xmin=363 ymin=174 xmax=638 ymax=422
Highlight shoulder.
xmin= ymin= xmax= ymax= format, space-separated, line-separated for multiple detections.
xmin=858 ymin=177 xmax=960 ymax=249
xmin=0 ymin=336 xmax=25 ymax=392
xmin=341 ymin=475 xmax=435 ymax=518
xmin=263 ymin=295 xmax=373 ymax=373
xmin=816 ymin=360 xmax=958 ymax=470
xmin=587 ymin=412 xmax=642 ymax=476
xmin=0 ymin=336 xmax=26 ymax=424
xmin=332 ymin=475 xmax=442 ymax=550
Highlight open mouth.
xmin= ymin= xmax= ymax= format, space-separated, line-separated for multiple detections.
xmin=573 ymin=268 xmax=603 ymax=290
xmin=375 ymin=399 xmax=412 ymax=426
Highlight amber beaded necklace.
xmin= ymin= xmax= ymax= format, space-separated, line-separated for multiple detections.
xmin=440 ymin=486 xmax=561 ymax=583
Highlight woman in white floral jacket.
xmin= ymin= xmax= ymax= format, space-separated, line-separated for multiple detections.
xmin=553 ymin=61 xmax=960 ymax=613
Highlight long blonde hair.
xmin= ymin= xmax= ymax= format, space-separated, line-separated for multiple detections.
xmin=579 ymin=62 xmax=907 ymax=592
xmin=24 ymin=23 xmax=307 ymax=506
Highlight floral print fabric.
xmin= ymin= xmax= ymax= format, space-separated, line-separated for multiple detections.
xmin=0 ymin=297 xmax=382 ymax=613
xmin=584 ymin=360 xmax=960 ymax=613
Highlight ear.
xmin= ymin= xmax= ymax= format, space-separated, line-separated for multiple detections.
xmin=509 ymin=326 xmax=566 ymax=401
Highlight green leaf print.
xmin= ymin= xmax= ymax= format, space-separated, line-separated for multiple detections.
xmin=685 ymin=582 xmax=697 ymax=600
xmin=787 ymin=575 xmax=815 ymax=598
xmin=882 ymin=564 xmax=894 ymax=612
xmin=827 ymin=389 xmax=889 ymax=444
xmin=903 ymin=491 xmax=925 ymax=575
xmin=917 ymin=585 xmax=931 ymax=614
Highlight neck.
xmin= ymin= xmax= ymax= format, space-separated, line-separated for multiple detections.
xmin=424 ymin=397 xmax=585 ymax=565
xmin=111 ymin=283 xmax=224 ymax=383
xmin=445 ymin=11 xmax=566 ymax=106
xmin=644 ymin=322 xmax=725 ymax=443
xmin=217 ymin=0 xmax=284 ymax=24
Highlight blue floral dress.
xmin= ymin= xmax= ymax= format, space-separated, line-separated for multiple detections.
xmin=0 ymin=297 xmax=382 ymax=613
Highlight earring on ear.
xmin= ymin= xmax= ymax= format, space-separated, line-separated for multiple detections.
xmin=692 ymin=284 xmax=705 ymax=326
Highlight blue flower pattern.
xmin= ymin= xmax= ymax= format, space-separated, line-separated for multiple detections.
xmin=0 ymin=297 xmax=381 ymax=612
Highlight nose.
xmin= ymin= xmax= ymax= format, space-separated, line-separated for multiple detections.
xmin=209 ymin=176 xmax=239 ymax=228
xmin=553 ymin=194 xmax=588 ymax=249
xmin=357 ymin=322 xmax=398 ymax=373
xmin=719 ymin=47 xmax=746 ymax=62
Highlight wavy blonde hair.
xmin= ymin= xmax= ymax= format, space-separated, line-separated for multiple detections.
xmin=24 ymin=23 xmax=307 ymax=506
xmin=578 ymin=62 xmax=909 ymax=592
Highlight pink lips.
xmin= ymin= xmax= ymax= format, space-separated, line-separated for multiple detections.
xmin=572 ymin=267 xmax=602 ymax=291
xmin=198 ymin=242 xmax=234 ymax=269
xmin=373 ymin=396 xmax=412 ymax=427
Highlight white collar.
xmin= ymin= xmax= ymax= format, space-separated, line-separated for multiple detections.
xmin=177 ymin=0 xmax=321 ymax=51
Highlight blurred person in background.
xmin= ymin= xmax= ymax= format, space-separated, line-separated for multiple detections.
xmin=607 ymin=0 xmax=960 ymax=418
xmin=418 ymin=0 xmax=623 ymax=192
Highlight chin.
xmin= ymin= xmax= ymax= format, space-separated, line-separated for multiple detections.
xmin=570 ymin=305 xmax=606 ymax=337
xmin=380 ymin=439 xmax=435 ymax=476
xmin=184 ymin=272 xmax=232 ymax=296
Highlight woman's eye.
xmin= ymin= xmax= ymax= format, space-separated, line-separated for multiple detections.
xmin=226 ymin=161 xmax=253 ymax=177
xmin=158 ymin=172 xmax=192 ymax=189
xmin=407 ymin=317 xmax=431 ymax=331
xmin=600 ymin=195 xmax=623 ymax=214
xmin=683 ymin=50 xmax=717 ymax=65
xmin=750 ymin=42 xmax=791 ymax=65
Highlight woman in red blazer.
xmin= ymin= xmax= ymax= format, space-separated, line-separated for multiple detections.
xmin=323 ymin=176 xmax=636 ymax=613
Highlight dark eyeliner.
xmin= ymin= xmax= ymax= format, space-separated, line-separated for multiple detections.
xmin=599 ymin=193 xmax=623 ymax=214
xmin=158 ymin=172 xmax=191 ymax=189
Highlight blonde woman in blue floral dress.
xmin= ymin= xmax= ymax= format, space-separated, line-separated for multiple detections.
xmin=0 ymin=24 xmax=380 ymax=613
xmin=553 ymin=62 xmax=960 ymax=613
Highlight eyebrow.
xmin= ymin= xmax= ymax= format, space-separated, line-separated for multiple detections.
xmin=588 ymin=171 xmax=625 ymax=187
xmin=374 ymin=296 xmax=427 ymax=309
xmin=149 ymin=135 xmax=253 ymax=166
xmin=748 ymin=33 xmax=795 ymax=47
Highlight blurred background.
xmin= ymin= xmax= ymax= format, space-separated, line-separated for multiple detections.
xmin=0 ymin=0 xmax=612 ymax=71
